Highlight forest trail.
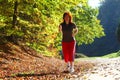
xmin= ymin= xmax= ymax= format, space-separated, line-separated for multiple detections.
xmin=1 ymin=42 xmax=120 ymax=80
xmin=68 ymin=57 xmax=120 ymax=80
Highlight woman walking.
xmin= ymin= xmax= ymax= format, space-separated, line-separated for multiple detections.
xmin=59 ymin=12 xmax=78 ymax=73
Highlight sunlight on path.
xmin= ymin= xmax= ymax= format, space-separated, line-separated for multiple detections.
xmin=68 ymin=57 xmax=120 ymax=80
xmin=82 ymin=74 xmax=114 ymax=80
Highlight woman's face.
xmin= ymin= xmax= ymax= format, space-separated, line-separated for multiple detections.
xmin=64 ymin=14 xmax=70 ymax=23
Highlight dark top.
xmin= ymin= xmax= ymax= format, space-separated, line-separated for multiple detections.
xmin=60 ymin=22 xmax=77 ymax=42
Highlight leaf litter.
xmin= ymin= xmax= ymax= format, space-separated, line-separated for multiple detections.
xmin=0 ymin=42 xmax=94 ymax=80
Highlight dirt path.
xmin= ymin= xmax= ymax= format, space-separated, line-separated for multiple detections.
xmin=68 ymin=57 xmax=120 ymax=80
xmin=1 ymin=43 xmax=120 ymax=80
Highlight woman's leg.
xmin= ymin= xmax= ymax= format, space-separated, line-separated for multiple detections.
xmin=70 ymin=61 xmax=74 ymax=68
xmin=68 ymin=41 xmax=76 ymax=73
xmin=62 ymin=42 xmax=71 ymax=71
xmin=62 ymin=42 xmax=69 ymax=63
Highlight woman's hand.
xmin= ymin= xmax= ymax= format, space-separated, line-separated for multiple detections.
xmin=59 ymin=25 xmax=62 ymax=33
xmin=72 ymin=28 xmax=78 ymax=37
xmin=72 ymin=33 xmax=75 ymax=37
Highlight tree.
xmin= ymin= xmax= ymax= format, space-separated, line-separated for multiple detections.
xmin=71 ymin=3 xmax=104 ymax=45
xmin=116 ymin=24 xmax=120 ymax=42
xmin=98 ymin=0 xmax=120 ymax=55
xmin=0 ymin=0 xmax=105 ymax=57
xmin=79 ymin=0 xmax=120 ymax=56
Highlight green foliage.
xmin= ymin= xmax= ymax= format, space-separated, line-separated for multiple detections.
xmin=0 ymin=0 xmax=105 ymax=57
xmin=102 ymin=50 xmax=120 ymax=58
xmin=117 ymin=51 xmax=120 ymax=56
xmin=71 ymin=2 xmax=105 ymax=45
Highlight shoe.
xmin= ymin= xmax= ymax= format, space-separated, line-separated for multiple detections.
xmin=67 ymin=65 xmax=70 ymax=72
xmin=67 ymin=62 xmax=70 ymax=72
xmin=70 ymin=67 xmax=74 ymax=73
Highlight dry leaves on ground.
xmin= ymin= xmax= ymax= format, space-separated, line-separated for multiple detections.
xmin=0 ymin=42 xmax=94 ymax=80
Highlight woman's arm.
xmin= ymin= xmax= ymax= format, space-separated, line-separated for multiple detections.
xmin=59 ymin=25 xmax=62 ymax=33
xmin=72 ymin=27 xmax=78 ymax=37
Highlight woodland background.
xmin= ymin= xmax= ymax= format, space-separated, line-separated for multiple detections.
xmin=79 ymin=0 xmax=120 ymax=56
xmin=0 ymin=0 xmax=105 ymax=57
xmin=1 ymin=0 xmax=120 ymax=57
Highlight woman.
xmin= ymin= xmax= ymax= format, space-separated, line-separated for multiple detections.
xmin=59 ymin=12 xmax=78 ymax=73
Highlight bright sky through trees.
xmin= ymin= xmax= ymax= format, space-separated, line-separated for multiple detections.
xmin=88 ymin=0 xmax=101 ymax=8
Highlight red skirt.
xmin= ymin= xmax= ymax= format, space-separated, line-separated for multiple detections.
xmin=62 ymin=40 xmax=76 ymax=62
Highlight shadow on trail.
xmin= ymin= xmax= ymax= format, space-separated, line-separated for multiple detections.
xmin=5 ymin=71 xmax=69 ymax=78
xmin=5 ymin=73 xmax=56 ymax=78
xmin=16 ymin=73 xmax=56 ymax=77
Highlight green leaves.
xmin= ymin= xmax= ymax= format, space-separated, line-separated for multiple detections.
xmin=0 ymin=0 xmax=3 ymax=2
xmin=71 ymin=1 xmax=105 ymax=45
xmin=0 ymin=0 xmax=105 ymax=56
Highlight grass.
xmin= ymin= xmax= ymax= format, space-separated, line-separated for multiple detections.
xmin=10 ymin=71 xmax=35 ymax=77
xmin=102 ymin=52 xmax=120 ymax=58
xmin=75 ymin=57 xmax=101 ymax=62
xmin=76 ymin=50 xmax=120 ymax=61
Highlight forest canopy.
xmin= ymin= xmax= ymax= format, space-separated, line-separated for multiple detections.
xmin=0 ymin=0 xmax=105 ymax=57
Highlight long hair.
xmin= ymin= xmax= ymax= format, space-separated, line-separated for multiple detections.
xmin=63 ymin=12 xmax=72 ymax=23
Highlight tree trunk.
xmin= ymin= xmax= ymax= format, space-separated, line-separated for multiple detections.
xmin=7 ymin=1 xmax=19 ymax=44
xmin=12 ymin=1 xmax=18 ymax=28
